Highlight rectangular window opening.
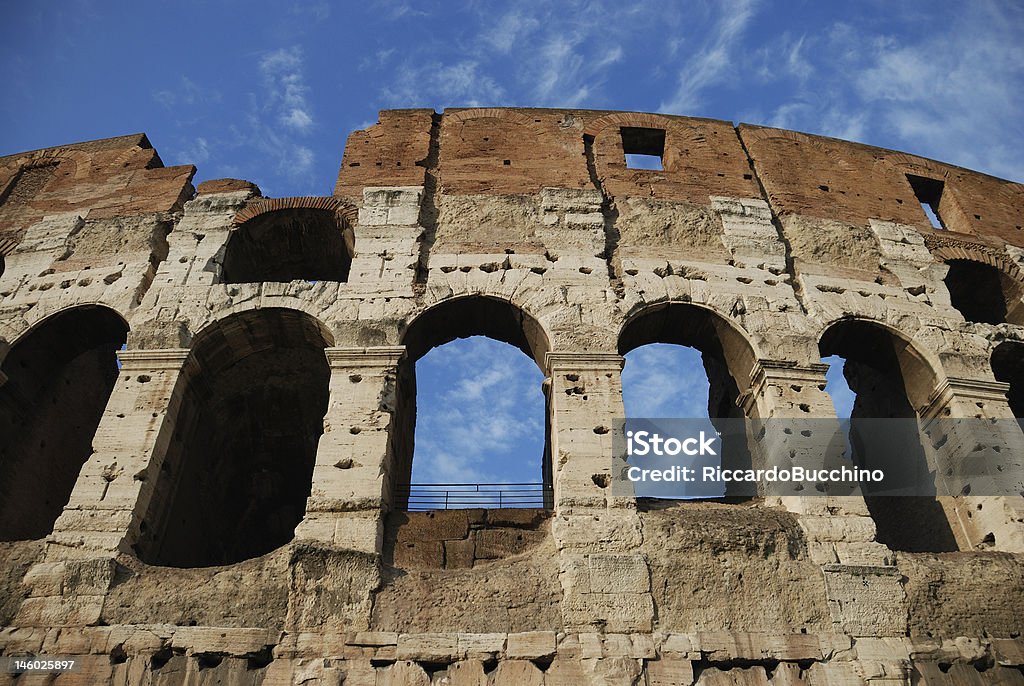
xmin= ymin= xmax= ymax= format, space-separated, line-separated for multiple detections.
xmin=622 ymin=127 xmax=665 ymax=171
xmin=907 ymin=174 xmax=946 ymax=230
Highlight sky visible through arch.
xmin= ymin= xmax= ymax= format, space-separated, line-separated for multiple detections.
xmin=2 ymin=1 xmax=1020 ymax=485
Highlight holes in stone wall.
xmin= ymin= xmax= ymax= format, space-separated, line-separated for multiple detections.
xmin=621 ymin=127 xmax=665 ymax=171
xmin=907 ymin=174 xmax=946 ymax=230
xmin=222 ymin=208 xmax=352 ymax=284
xmin=943 ymin=259 xmax=1024 ymax=325
xmin=395 ymin=296 xmax=552 ymax=510
xmin=134 ymin=308 xmax=332 ymax=567
xmin=0 ymin=306 xmax=128 ymax=541
xmin=820 ymin=319 xmax=959 ymax=552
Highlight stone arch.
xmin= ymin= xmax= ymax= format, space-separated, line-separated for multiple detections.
xmin=403 ymin=294 xmax=551 ymax=369
xmin=583 ymin=111 xmax=681 ymax=139
xmin=618 ymin=302 xmax=761 ymax=500
xmin=885 ymin=152 xmax=952 ymax=181
xmin=390 ymin=294 xmax=553 ymax=510
xmin=818 ymin=315 xmax=943 ymax=413
xmin=926 ymin=240 xmax=1024 ymax=282
xmin=618 ymin=301 xmax=761 ymax=414
xmin=447 ymin=108 xmax=547 ymax=136
xmin=0 ymin=305 xmax=128 ymax=541
xmin=223 ymin=197 xmax=356 ymax=284
xmin=134 ymin=307 xmax=333 ymax=567
xmin=992 ymin=340 xmax=1024 ymax=418
xmin=924 ymin=240 xmax=1024 ymax=324
xmin=818 ymin=316 xmax=958 ymax=552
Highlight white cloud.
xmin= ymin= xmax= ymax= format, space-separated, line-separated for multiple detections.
xmin=623 ymin=344 xmax=710 ymax=419
xmin=750 ymin=1 xmax=1024 ymax=181
xmin=658 ymin=0 xmax=759 ymax=113
xmin=259 ymin=47 xmax=315 ymax=134
xmin=381 ymin=59 xmax=505 ymax=107
xmin=282 ymin=108 xmax=313 ymax=133
xmin=483 ymin=9 xmax=541 ymax=54
xmin=182 ymin=136 xmax=209 ymax=164
xmin=410 ymin=337 xmax=545 ymax=486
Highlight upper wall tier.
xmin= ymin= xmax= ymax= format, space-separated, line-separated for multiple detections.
xmin=4 ymin=109 xmax=1023 ymax=262
xmin=0 ymin=133 xmax=195 ymax=251
xmin=332 ymin=108 xmax=1024 ymax=248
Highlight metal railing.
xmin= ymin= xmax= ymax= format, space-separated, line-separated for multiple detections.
xmin=396 ymin=483 xmax=553 ymax=511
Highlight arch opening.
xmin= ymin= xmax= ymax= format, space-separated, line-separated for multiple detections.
xmin=0 ymin=306 xmax=128 ymax=541
xmin=135 ymin=308 xmax=332 ymax=567
xmin=944 ymin=259 xmax=1024 ymax=325
xmin=222 ymin=208 xmax=352 ymax=284
xmin=394 ymin=296 xmax=551 ymax=511
xmin=619 ymin=303 xmax=756 ymax=502
xmin=819 ymin=319 xmax=958 ymax=552
xmin=992 ymin=340 xmax=1024 ymax=418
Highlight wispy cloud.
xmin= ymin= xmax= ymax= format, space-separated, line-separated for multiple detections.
xmin=748 ymin=1 xmax=1024 ymax=181
xmin=228 ymin=45 xmax=319 ymax=186
xmin=658 ymin=0 xmax=759 ymax=113
xmin=259 ymin=46 xmax=315 ymax=134
xmin=622 ymin=344 xmax=710 ymax=419
xmin=381 ymin=59 xmax=505 ymax=108
xmin=152 ymin=75 xmax=221 ymax=109
xmin=412 ymin=337 xmax=545 ymax=484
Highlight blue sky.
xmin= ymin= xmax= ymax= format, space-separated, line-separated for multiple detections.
xmin=2 ymin=1 xmax=1019 ymax=487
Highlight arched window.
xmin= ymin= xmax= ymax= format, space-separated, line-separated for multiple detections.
xmin=619 ymin=303 xmax=756 ymax=501
xmin=944 ymin=259 xmax=1024 ymax=325
xmin=222 ymin=207 xmax=353 ymax=283
xmin=0 ymin=306 xmax=127 ymax=540
xmin=819 ymin=319 xmax=958 ymax=552
xmin=992 ymin=340 xmax=1024 ymax=418
xmin=134 ymin=308 xmax=332 ymax=567
xmin=394 ymin=296 xmax=551 ymax=510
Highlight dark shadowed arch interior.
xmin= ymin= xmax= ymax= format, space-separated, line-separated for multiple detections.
xmin=944 ymin=259 xmax=1024 ymax=325
xmin=222 ymin=208 xmax=352 ymax=284
xmin=992 ymin=340 xmax=1024 ymax=418
xmin=393 ymin=296 xmax=552 ymax=510
xmin=619 ymin=303 xmax=757 ymax=502
xmin=0 ymin=306 xmax=127 ymax=541
xmin=820 ymin=319 xmax=958 ymax=552
xmin=135 ymin=308 xmax=332 ymax=567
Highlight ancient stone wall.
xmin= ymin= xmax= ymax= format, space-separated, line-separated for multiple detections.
xmin=0 ymin=109 xmax=1023 ymax=684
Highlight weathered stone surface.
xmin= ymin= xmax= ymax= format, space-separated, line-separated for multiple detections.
xmin=2 ymin=108 xmax=1024 ymax=685
xmin=196 ymin=178 xmax=261 ymax=195
xmin=506 ymin=630 xmax=556 ymax=659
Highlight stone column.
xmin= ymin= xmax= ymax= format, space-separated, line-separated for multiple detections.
xmin=545 ymin=351 xmax=653 ymax=634
xmin=294 ymin=345 xmax=406 ymax=554
xmin=740 ymin=358 xmax=907 ymax=636
xmin=49 ymin=349 xmax=192 ymax=557
xmin=920 ymin=377 xmax=1024 ymax=552
xmin=16 ymin=348 xmax=190 ymax=627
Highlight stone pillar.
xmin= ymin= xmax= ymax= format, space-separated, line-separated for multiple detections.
xmin=741 ymin=358 xmax=906 ymax=635
xmin=349 ymin=187 xmax=423 ymax=289
xmin=545 ymin=351 xmax=653 ymax=633
xmin=48 ymin=349 xmax=192 ymax=558
xmin=295 ymin=345 xmax=406 ymax=554
xmin=920 ymin=377 xmax=1024 ymax=552
xmin=16 ymin=348 xmax=190 ymax=627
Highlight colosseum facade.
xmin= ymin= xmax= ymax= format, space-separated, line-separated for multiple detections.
xmin=0 ymin=108 xmax=1023 ymax=684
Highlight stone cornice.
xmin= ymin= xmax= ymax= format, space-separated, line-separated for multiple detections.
xmin=325 ymin=346 xmax=407 ymax=369
xmin=740 ymin=359 xmax=830 ymax=415
xmin=921 ymin=375 xmax=1012 ymax=419
xmin=544 ymin=351 xmax=623 ymax=374
xmin=116 ymin=348 xmax=191 ymax=371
